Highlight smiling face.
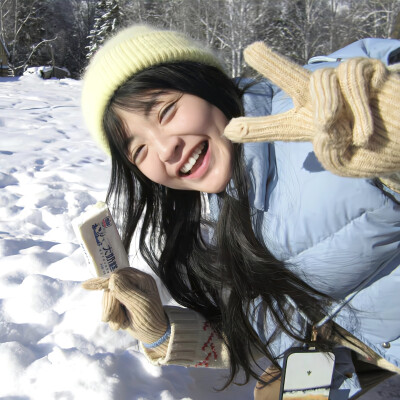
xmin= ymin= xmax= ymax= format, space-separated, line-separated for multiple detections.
xmin=117 ymin=91 xmax=233 ymax=193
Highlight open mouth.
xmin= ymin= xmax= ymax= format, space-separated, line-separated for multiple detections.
xmin=179 ymin=141 xmax=208 ymax=177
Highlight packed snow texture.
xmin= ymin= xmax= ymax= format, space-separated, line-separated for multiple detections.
xmin=1 ymin=75 xmax=399 ymax=400
xmin=0 ymin=75 xmax=255 ymax=400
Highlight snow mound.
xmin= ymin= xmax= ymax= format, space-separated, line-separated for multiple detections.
xmin=0 ymin=76 xmax=255 ymax=399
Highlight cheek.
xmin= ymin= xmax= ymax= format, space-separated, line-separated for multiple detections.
xmin=179 ymin=104 xmax=214 ymax=133
xmin=220 ymin=142 xmax=233 ymax=178
xmin=137 ymin=158 xmax=167 ymax=185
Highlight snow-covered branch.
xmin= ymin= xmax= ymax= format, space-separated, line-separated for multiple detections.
xmin=14 ymin=36 xmax=57 ymax=73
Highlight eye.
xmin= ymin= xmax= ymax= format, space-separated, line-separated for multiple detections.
xmin=159 ymin=101 xmax=176 ymax=123
xmin=131 ymin=145 xmax=145 ymax=164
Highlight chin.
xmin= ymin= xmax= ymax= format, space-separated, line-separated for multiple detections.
xmin=203 ymin=176 xmax=231 ymax=194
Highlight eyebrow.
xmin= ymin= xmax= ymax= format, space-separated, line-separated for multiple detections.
xmin=143 ymin=95 xmax=162 ymax=117
xmin=136 ymin=90 xmax=181 ymax=117
xmin=120 ymin=93 xmax=163 ymax=150
xmin=123 ymin=136 xmax=134 ymax=150
xmin=120 ymin=91 xmax=180 ymax=153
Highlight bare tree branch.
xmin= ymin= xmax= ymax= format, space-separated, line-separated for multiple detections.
xmin=14 ymin=36 xmax=57 ymax=73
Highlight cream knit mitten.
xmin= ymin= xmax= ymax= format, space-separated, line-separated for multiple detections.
xmin=82 ymin=267 xmax=168 ymax=346
xmin=224 ymin=42 xmax=400 ymax=182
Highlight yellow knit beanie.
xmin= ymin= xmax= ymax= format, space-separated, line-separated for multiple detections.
xmin=82 ymin=25 xmax=223 ymax=153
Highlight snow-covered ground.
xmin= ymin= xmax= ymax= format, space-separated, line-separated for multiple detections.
xmin=0 ymin=75 xmax=256 ymax=400
xmin=0 ymin=75 xmax=399 ymax=399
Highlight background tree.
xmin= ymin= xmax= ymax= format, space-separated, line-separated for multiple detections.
xmin=1 ymin=0 xmax=400 ymax=78
xmin=0 ymin=0 xmax=10 ymax=45
xmin=69 ymin=0 xmax=97 ymax=76
xmin=347 ymin=0 xmax=400 ymax=38
xmin=391 ymin=5 xmax=400 ymax=37
xmin=271 ymin=0 xmax=330 ymax=63
xmin=121 ymin=0 xmax=157 ymax=25
xmin=214 ymin=0 xmax=270 ymax=76
xmin=2 ymin=0 xmax=57 ymax=74
xmin=86 ymin=0 xmax=123 ymax=59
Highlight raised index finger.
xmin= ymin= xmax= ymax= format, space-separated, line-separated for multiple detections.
xmin=244 ymin=42 xmax=310 ymax=108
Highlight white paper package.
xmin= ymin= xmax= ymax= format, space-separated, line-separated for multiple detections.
xmin=72 ymin=202 xmax=129 ymax=276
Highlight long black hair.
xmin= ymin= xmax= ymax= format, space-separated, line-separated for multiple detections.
xmin=103 ymin=61 xmax=335 ymax=387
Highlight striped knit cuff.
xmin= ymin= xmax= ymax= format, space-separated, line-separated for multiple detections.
xmin=141 ymin=306 xmax=230 ymax=369
xmin=142 ymin=319 xmax=171 ymax=349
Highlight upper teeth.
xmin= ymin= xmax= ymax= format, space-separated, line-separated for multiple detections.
xmin=180 ymin=143 xmax=205 ymax=174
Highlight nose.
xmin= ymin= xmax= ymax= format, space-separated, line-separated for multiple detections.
xmin=153 ymin=134 xmax=182 ymax=163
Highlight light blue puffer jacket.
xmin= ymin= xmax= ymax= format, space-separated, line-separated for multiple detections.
xmin=210 ymin=38 xmax=400 ymax=399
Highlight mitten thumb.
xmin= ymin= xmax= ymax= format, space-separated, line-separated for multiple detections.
xmin=81 ymin=276 xmax=109 ymax=290
xmin=82 ymin=274 xmax=130 ymax=330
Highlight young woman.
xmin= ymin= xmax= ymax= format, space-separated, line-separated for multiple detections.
xmin=81 ymin=25 xmax=400 ymax=399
